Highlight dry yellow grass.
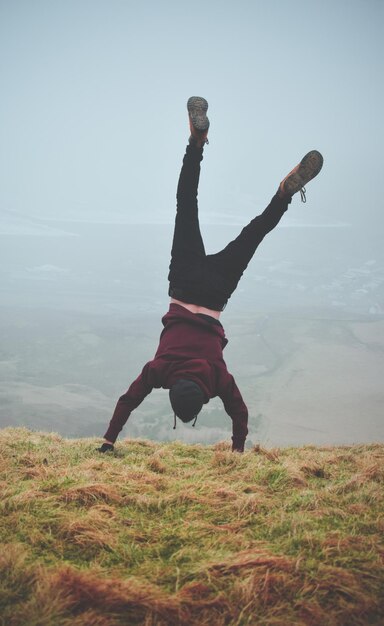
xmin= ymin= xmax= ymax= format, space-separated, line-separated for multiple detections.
xmin=0 ymin=427 xmax=383 ymax=625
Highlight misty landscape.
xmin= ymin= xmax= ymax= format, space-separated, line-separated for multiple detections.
xmin=1 ymin=210 xmax=383 ymax=449
xmin=1 ymin=4 xmax=384 ymax=625
xmin=1 ymin=0 xmax=383 ymax=451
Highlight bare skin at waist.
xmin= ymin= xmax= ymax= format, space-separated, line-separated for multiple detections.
xmin=170 ymin=297 xmax=221 ymax=320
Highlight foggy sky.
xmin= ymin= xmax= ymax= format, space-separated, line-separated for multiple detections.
xmin=1 ymin=0 xmax=383 ymax=234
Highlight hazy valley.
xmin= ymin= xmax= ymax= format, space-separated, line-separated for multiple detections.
xmin=1 ymin=215 xmax=383 ymax=448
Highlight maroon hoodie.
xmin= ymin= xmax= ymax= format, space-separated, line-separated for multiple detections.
xmin=104 ymin=303 xmax=248 ymax=451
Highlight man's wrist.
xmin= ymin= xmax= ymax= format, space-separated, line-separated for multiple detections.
xmin=232 ymin=441 xmax=245 ymax=453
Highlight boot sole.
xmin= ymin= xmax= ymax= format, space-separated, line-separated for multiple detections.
xmin=284 ymin=150 xmax=324 ymax=195
xmin=187 ymin=96 xmax=210 ymax=131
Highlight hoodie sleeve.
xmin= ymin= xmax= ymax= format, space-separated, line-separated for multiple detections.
xmin=217 ymin=369 xmax=249 ymax=452
xmin=103 ymin=363 xmax=154 ymax=443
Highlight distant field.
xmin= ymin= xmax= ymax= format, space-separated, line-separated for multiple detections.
xmin=0 ymin=307 xmax=383 ymax=447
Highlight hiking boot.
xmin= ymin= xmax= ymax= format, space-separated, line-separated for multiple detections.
xmin=187 ymin=96 xmax=210 ymax=147
xmin=278 ymin=150 xmax=323 ymax=202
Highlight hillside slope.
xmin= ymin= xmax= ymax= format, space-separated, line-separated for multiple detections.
xmin=0 ymin=427 xmax=383 ymax=625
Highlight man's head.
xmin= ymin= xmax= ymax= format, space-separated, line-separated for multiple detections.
xmin=169 ymin=379 xmax=204 ymax=423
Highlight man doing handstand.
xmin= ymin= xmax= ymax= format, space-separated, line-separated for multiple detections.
xmin=99 ymin=97 xmax=323 ymax=453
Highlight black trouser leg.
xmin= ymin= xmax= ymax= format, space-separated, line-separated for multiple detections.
xmin=205 ymin=194 xmax=290 ymax=302
xmin=168 ymin=144 xmax=206 ymax=294
xmin=168 ymin=145 xmax=290 ymax=311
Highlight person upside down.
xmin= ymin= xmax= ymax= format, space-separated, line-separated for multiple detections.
xmin=98 ymin=97 xmax=323 ymax=454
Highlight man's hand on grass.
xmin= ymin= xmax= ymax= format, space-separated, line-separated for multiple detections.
xmin=96 ymin=441 xmax=115 ymax=453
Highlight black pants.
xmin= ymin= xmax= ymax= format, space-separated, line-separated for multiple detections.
xmin=168 ymin=144 xmax=290 ymax=311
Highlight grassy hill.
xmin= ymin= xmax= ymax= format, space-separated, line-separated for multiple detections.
xmin=0 ymin=428 xmax=383 ymax=625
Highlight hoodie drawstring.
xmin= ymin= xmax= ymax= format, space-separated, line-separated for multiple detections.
xmin=173 ymin=413 xmax=198 ymax=429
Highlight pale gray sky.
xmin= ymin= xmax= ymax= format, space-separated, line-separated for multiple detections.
xmin=0 ymin=0 xmax=383 ymax=230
